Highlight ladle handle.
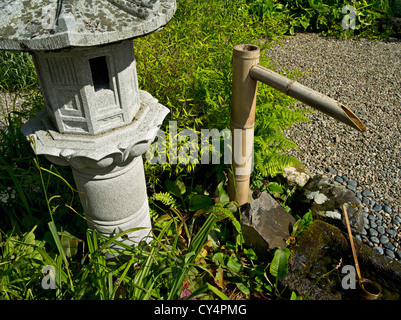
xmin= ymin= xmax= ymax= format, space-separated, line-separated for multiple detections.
xmin=343 ymin=205 xmax=362 ymax=281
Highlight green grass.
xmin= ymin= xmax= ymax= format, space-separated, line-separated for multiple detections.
xmin=0 ymin=51 xmax=38 ymax=92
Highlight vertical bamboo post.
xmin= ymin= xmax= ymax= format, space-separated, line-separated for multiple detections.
xmin=229 ymin=44 xmax=261 ymax=206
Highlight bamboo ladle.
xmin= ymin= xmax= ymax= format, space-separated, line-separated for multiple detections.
xmin=343 ymin=205 xmax=382 ymax=300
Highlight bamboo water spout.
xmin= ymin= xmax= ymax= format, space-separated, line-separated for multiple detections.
xmin=229 ymin=44 xmax=366 ymax=206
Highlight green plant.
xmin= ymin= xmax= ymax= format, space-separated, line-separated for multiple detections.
xmin=0 ymin=52 xmax=38 ymax=92
xmin=248 ymin=0 xmax=395 ymax=39
xmin=252 ymin=60 xmax=311 ymax=180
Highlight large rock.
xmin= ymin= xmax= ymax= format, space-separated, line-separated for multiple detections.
xmin=279 ymin=165 xmax=311 ymax=188
xmin=295 ymin=174 xmax=364 ymax=235
xmin=241 ymin=192 xmax=295 ymax=257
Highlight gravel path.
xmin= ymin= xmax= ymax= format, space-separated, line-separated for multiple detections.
xmin=265 ymin=33 xmax=401 ymax=259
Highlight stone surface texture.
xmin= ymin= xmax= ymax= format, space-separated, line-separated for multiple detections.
xmin=31 ymin=40 xmax=141 ymax=134
xmin=297 ymin=174 xmax=364 ymax=234
xmin=0 ymin=0 xmax=176 ymax=51
xmin=241 ymin=192 xmax=295 ymax=255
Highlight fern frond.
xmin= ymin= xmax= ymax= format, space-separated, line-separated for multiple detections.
xmin=150 ymin=192 xmax=177 ymax=209
xmin=254 ymin=150 xmax=302 ymax=178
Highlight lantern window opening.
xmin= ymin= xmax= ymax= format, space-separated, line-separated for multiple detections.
xmin=89 ymin=56 xmax=111 ymax=92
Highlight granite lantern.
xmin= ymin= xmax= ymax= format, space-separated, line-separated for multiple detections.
xmin=0 ymin=0 xmax=176 ymax=249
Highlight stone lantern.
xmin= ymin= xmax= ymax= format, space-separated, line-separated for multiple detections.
xmin=0 ymin=0 xmax=176 ymax=249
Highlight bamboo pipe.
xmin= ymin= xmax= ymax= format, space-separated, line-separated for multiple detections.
xmin=229 ymin=44 xmax=366 ymax=206
xmin=249 ymin=65 xmax=366 ymax=132
xmin=228 ymin=44 xmax=260 ymax=206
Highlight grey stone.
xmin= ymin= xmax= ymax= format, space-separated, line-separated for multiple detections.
xmin=346 ymin=184 xmax=357 ymax=192
xmin=392 ymin=218 xmax=401 ymax=226
xmin=362 ymin=197 xmax=370 ymax=205
xmin=326 ymin=167 xmax=336 ymax=174
xmin=385 ymin=249 xmax=395 ymax=259
xmin=241 ymin=192 xmax=295 ymax=254
xmin=0 ymin=0 xmax=177 ymax=51
xmin=386 ymin=228 xmax=397 ymax=237
xmin=30 ymin=40 xmax=143 ymax=135
xmin=22 ymin=90 xmax=169 ymax=168
xmin=373 ymin=246 xmax=384 ymax=255
xmin=370 ymin=220 xmax=377 ymax=228
xmin=383 ymin=205 xmax=392 ymax=213
xmin=374 ymin=212 xmax=383 ymax=220
xmin=298 ymin=175 xmax=364 ymax=234
xmin=281 ymin=166 xmax=311 ymax=187
xmin=373 ymin=203 xmax=382 ymax=212
xmin=384 ymin=243 xmax=395 ymax=251
xmin=377 ymin=225 xmax=385 ymax=234
xmin=362 ymin=189 xmax=373 ymax=198
xmin=371 ymin=236 xmax=380 ymax=243
xmin=347 ymin=180 xmax=357 ymax=187
xmin=356 ymin=191 xmax=362 ymax=199
xmin=369 ymin=228 xmax=378 ymax=237
xmin=380 ymin=235 xmax=390 ymax=244
xmin=334 ymin=176 xmax=343 ymax=183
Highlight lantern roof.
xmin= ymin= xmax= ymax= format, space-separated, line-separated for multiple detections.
xmin=0 ymin=0 xmax=176 ymax=51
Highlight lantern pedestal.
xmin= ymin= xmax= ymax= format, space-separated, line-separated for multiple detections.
xmin=73 ymin=156 xmax=151 ymax=247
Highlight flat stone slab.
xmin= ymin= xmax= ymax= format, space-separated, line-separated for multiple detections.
xmin=0 ymin=0 xmax=176 ymax=51
xmin=241 ymin=192 xmax=295 ymax=256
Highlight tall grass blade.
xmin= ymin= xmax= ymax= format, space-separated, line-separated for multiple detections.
xmin=167 ymin=213 xmax=218 ymax=300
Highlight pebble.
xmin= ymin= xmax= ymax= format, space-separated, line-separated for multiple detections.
xmin=373 ymin=247 xmax=384 ymax=255
xmin=392 ymin=219 xmax=400 ymax=226
xmin=383 ymin=205 xmax=392 ymax=214
xmin=371 ymin=236 xmax=380 ymax=244
xmin=373 ymin=203 xmax=382 ymax=212
xmin=334 ymin=176 xmax=343 ymax=183
xmin=384 ymin=243 xmax=395 ymax=251
xmin=362 ymin=198 xmax=370 ymax=205
xmin=380 ymin=235 xmax=390 ymax=244
xmin=377 ymin=225 xmax=385 ymax=234
xmin=369 ymin=228 xmax=378 ymax=237
xmin=374 ymin=212 xmax=383 ymax=220
xmin=386 ymin=250 xmax=395 ymax=259
xmin=386 ymin=229 xmax=397 ymax=237
xmin=362 ymin=190 xmax=373 ymax=198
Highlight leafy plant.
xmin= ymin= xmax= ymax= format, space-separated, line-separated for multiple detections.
xmin=248 ymin=0 xmax=395 ymax=39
